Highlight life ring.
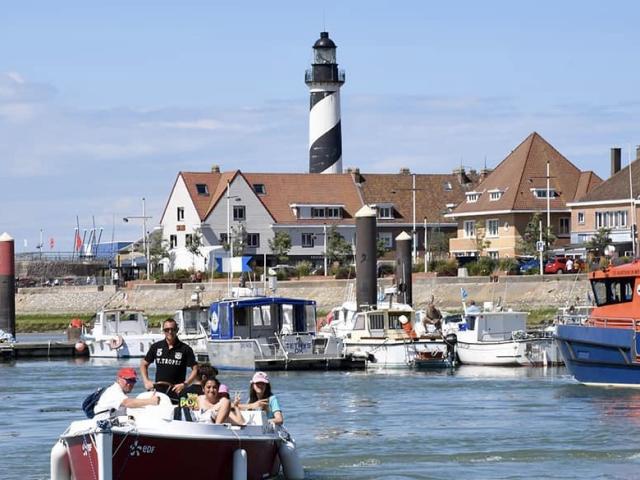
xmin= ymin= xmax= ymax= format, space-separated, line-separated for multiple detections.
xmin=109 ymin=335 xmax=124 ymax=350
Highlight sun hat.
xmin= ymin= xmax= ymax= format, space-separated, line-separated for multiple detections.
xmin=117 ymin=367 xmax=137 ymax=380
xmin=218 ymin=384 xmax=229 ymax=394
xmin=251 ymin=371 xmax=270 ymax=384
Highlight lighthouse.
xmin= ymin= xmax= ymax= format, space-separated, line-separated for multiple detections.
xmin=305 ymin=31 xmax=345 ymax=174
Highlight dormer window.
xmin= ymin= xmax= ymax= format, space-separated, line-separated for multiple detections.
xmin=376 ymin=205 xmax=394 ymax=219
xmin=290 ymin=203 xmax=344 ymax=219
xmin=532 ymin=188 xmax=559 ymax=198
xmin=253 ymin=184 xmax=266 ymax=195
xmin=466 ymin=192 xmax=480 ymax=203
xmin=488 ymin=189 xmax=504 ymax=201
xmin=443 ymin=181 xmax=453 ymax=192
xmin=196 ymin=184 xmax=209 ymax=196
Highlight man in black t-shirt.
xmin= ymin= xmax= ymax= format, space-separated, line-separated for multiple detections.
xmin=141 ymin=318 xmax=198 ymax=403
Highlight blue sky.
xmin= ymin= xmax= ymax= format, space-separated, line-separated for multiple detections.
xmin=2 ymin=1 xmax=640 ymax=251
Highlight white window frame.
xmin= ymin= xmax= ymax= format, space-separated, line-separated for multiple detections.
xmin=177 ymin=207 xmax=184 ymax=222
xmin=559 ymin=217 xmax=570 ymax=236
xmin=377 ymin=206 xmax=393 ymax=219
xmin=466 ymin=192 xmax=479 ymax=203
xmin=246 ymin=233 xmax=259 ymax=248
xmin=169 ymin=234 xmax=177 ymax=248
xmin=577 ymin=212 xmax=585 ymax=225
xmin=488 ymin=251 xmax=499 ymax=259
xmin=378 ymin=232 xmax=393 ymax=248
xmin=487 ymin=219 xmax=499 ymax=238
xmin=463 ymin=220 xmax=476 ymax=238
xmin=532 ymin=188 xmax=558 ymax=198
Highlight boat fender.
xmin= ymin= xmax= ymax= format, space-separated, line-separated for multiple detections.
xmin=399 ymin=315 xmax=417 ymax=340
xmin=109 ymin=335 xmax=124 ymax=350
xmin=233 ymin=448 xmax=247 ymax=480
xmin=278 ymin=439 xmax=304 ymax=480
xmin=50 ymin=440 xmax=71 ymax=480
xmin=74 ymin=341 xmax=87 ymax=353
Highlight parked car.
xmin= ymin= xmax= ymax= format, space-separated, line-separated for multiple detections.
xmin=544 ymin=256 xmax=584 ymax=274
xmin=518 ymin=257 xmax=539 ymax=274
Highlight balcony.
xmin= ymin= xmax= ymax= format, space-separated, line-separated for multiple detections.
xmin=305 ymin=68 xmax=345 ymax=84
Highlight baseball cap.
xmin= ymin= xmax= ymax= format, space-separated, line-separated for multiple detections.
xmin=118 ymin=367 xmax=137 ymax=380
xmin=251 ymin=371 xmax=270 ymax=384
xmin=218 ymin=384 xmax=229 ymax=394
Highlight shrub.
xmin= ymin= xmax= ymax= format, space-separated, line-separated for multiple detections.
xmin=412 ymin=260 xmax=425 ymax=273
xmin=378 ymin=264 xmax=394 ymax=277
xmin=467 ymin=257 xmax=496 ymax=276
xmin=295 ymin=261 xmax=312 ymax=277
xmin=432 ymin=259 xmax=458 ymax=276
xmin=334 ymin=266 xmax=356 ymax=279
xmin=497 ymin=258 xmax=519 ymax=273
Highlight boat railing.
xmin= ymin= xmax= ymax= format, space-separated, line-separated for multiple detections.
xmin=272 ymin=333 xmax=290 ymax=362
xmin=587 ymin=316 xmax=640 ymax=330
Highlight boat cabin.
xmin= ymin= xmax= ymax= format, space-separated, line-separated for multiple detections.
xmin=457 ymin=311 xmax=528 ymax=342
xmin=588 ymin=262 xmax=640 ymax=327
xmin=174 ymin=306 xmax=210 ymax=336
xmin=91 ymin=309 xmax=150 ymax=336
xmin=209 ymin=297 xmax=316 ymax=340
xmin=348 ymin=308 xmax=415 ymax=340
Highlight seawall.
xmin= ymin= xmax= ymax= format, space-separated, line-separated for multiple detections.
xmin=15 ymin=274 xmax=590 ymax=315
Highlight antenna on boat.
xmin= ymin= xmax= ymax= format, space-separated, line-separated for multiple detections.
xmin=629 ymin=144 xmax=637 ymax=258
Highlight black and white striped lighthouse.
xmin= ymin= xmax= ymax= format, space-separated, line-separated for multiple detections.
xmin=305 ymin=31 xmax=345 ymax=174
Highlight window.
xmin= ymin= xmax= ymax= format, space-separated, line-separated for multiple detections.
xmin=559 ymin=217 xmax=570 ymax=236
xmin=488 ymin=251 xmax=499 ymax=259
xmin=377 ymin=206 xmax=393 ymax=219
xmin=253 ymin=184 xmax=266 ymax=194
xmin=532 ymin=189 xmax=559 ymax=198
xmin=177 ymin=207 xmax=184 ymax=222
xmin=302 ymin=233 xmax=315 ymax=248
xmin=577 ymin=212 xmax=585 ymax=224
xmin=219 ymin=233 xmax=228 ymax=244
xmin=443 ymin=181 xmax=453 ymax=192
xmin=327 ymin=207 xmax=341 ymax=218
xmin=169 ymin=235 xmax=177 ymax=248
xmin=311 ymin=207 xmax=325 ymax=218
xmin=378 ymin=232 xmax=393 ymax=248
xmin=185 ymin=234 xmax=193 ymax=246
xmin=233 ymin=205 xmax=246 ymax=221
xmin=463 ymin=220 xmax=476 ymax=238
xmin=489 ymin=190 xmax=503 ymax=201
xmin=466 ymin=193 xmax=479 ymax=203
xmin=195 ymin=184 xmax=209 ymax=196
xmin=246 ymin=233 xmax=260 ymax=248
xmin=592 ymin=278 xmax=634 ymax=306
xmin=369 ymin=313 xmax=385 ymax=331
xmin=596 ymin=210 xmax=627 ymax=229
xmin=487 ymin=219 xmax=499 ymax=237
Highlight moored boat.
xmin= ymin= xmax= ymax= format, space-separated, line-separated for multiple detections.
xmin=51 ymin=393 xmax=303 ymax=480
xmin=207 ymin=291 xmax=364 ymax=371
xmin=81 ymin=309 xmax=162 ymax=358
xmin=173 ymin=287 xmax=211 ymax=362
xmin=555 ymin=261 xmax=640 ymax=386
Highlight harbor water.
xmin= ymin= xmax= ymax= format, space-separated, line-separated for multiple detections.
xmin=2 ymin=356 xmax=640 ymax=479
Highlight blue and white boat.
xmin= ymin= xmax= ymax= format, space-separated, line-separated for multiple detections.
xmin=206 ymin=288 xmax=365 ymax=371
xmin=555 ymin=261 xmax=640 ymax=386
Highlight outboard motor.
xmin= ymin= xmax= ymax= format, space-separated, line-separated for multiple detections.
xmin=444 ymin=333 xmax=458 ymax=365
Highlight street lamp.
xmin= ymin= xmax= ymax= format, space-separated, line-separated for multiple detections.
xmin=123 ymin=197 xmax=152 ymax=280
xmin=226 ymin=181 xmax=242 ymax=295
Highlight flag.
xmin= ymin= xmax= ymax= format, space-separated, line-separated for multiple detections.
xmin=460 ymin=287 xmax=468 ymax=300
xmin=75 ymin=231 xmax=83 ymax=252
xmin=49 ymin=237 xmax=55 ymax=250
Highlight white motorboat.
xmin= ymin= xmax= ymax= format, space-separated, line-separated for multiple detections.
xmin=321 ymin=293 xmax=451 ymax=369
xmin=82 ymin=309 xmax=162 ymax=358
xmin=50 ymin=392 xmax=304 ymax=480
xmin=445 ymin=306 xmax=559 ymax=366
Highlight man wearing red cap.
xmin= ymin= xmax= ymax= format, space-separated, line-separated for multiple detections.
xmin=94 ymin=367 xmax=159 ymax=418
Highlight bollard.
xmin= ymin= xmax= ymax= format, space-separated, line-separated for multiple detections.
xmin=0 ymin=233 xmax=16 ymax=339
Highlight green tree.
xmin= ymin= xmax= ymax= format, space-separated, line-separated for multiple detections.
xmin=376 ymin=239 xmax=388 ymax=259
xmin=474 ymin=220 xmax=491 ymax=254
xmin=268 ymin=231 xmax=292 ymax=263
xmin=586 ymin=228 xmax=612 ymax=256
xmin=148 ymin=230 xmax=170 ymax=275
xmin=517 ymin=212 xmax=557 ymax=255
xmin=186 ymin=227 xmax=204 ymax=270
xmin=326 ymin=226 xmax=353 ymax=266
xmin=230 ymin=223 xmax=247 ymax=257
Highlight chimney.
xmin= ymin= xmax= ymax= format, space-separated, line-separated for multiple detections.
xmin=211 ymin=164 xmax=220 ymax=173
xmin=611 ymin=148 xmax=622 ymax=176
xmin=399 ymin=167 xmax=411 ymax=175
xmin=453 ymin=167 xmax=468 ymax=185
xmin=349 ymin=167 xmax=363 ymax=184
xmin=480 ymin=167 xmax=492 ymax=180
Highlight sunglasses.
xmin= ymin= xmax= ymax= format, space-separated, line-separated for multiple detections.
xmin=163 ymin=327 xmax=177 ymax=333
xmin=122 ymin=377 xmax=137 ymax=384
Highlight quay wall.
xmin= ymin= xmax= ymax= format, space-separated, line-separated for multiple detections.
xmin=15 ymin=275 xmax=590 ymax=315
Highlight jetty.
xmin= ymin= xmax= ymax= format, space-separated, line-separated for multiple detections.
xmin=0 ymin=341 xmax=88 ymax=361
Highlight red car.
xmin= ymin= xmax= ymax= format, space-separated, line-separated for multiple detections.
xmin=544 ymin=257 xmax=583 ymax=274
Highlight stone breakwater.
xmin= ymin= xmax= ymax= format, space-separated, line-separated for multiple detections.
xmin=15 ymin=275 xmax=590 ymax=315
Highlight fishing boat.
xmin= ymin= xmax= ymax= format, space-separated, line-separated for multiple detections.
xmin=81 ymin=309 xmax=162 ymax=358
xmin=321 ymin=292 xmax=452 ymax=369
xmin=444 ymin=304 xmax=558 ymax=366
xmin=555 ymin=261 xmax=640 ymax=386
xmin=50 ymin=393 xmax=303 ymax=480
xmin=173 ymin=287 xmax=210 ymax=362
xmin=206 ymin=290 xmax=364 ymax=371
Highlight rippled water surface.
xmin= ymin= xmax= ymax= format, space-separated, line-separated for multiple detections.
xmin=2 ymin=357 xmax=640 ymax=479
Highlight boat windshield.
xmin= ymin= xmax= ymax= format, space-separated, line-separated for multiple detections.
xmin=591 ymin=278 xmax=634 ymax=307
